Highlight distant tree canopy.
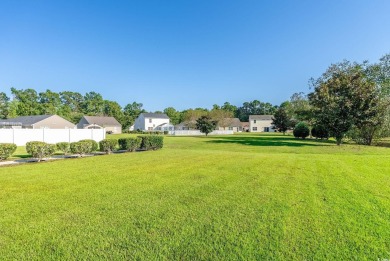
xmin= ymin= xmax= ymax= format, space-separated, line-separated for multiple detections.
xmin=3 ymin=53 xmax=388 ymax=142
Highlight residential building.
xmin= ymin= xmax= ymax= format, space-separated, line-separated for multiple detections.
xmin=134 ymin=113 xmax=172 ymax=131
xmin=0 ymin=115 xmax=75 ymax=129
xmin=174 ymin=121 xmax=196 ymax=130
xmin=249 ymin=115 xmax=275 ymax=132
xmin=77 ymin=116 xmax=122 ymax=134
xmin=217 ymin=118 xmax=243 ymax=132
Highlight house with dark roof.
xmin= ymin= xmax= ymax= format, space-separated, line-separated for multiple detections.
xmin=77 ymin=116 xmax=122 ymax=134
xmin=0 ymin=115 xmax=75 ymax=129
xmin=134 ymin=113 xmax=172 ymax=131
xmin=217 ymin=118 xmax=243 ymax=132
xmin=249 ymin=115 xmax=275 ymax=132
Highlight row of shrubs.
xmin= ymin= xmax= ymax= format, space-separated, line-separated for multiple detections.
xmin=293 ymin=122 xmax=329 ymax=139
xmin=0 ymin=136 xmax=164 ymax=162
xmin=122 ymin=130 xmax=169 ymax=135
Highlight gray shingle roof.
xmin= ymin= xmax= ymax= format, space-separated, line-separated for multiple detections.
xmin=141 ymin=113 xmax=169 ymax=119
xmin=218 ymin=118 xmax=242 ymax=127
xmin=2 ymin=115 xmax=53 ymax=126
xmin=82 ymin=116 xmax=121 ymax=126
xmin=249 ymin=115 xmax=274 ymax=121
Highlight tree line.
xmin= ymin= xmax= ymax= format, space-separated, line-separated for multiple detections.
xmin=0 ymin=88 xmax=278 ymax=129
xmin=1 ymin=53 xmax=388 ymax=145
xmin=272 ymin=53 xmax=390 ymax=145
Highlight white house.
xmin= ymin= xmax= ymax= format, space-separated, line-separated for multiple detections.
xmin=134 ymin=113 xmax=172 ymax=131
xmin=249 ymin=115 xmax=275 ymax=132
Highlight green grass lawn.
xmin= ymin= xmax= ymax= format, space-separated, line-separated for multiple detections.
xmin=1 ymin=134 xmax=389 ymax=259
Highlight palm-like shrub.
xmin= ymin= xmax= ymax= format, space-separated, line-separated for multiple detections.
xmin=118 ymin=137 xmax=142 ymax=152
xmin=56 ymin=142 xmax=71 ymax=155
xmin=0 ymin=143 xmax=17 ymax=161
xmin=99 ymin=139 xmax=118 ymax=154
xmin=26 ymin=141 xmax=56 ymax=162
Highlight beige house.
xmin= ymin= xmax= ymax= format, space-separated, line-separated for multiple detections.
xmin=218 ymin=118 xmax=243 ymax=132
xmin=77 ymin=116 xmax=122 ymax=134
xmin=249 ymin=115 xmax=275 ymax=132
xmin=0 ymin=115 xmax=75 ymax=129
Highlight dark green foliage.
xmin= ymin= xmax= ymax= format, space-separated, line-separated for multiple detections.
xmin=79 ymin=139 xmax=98 ymax=151
xmin=311 ymin=125 xmax=329 ymax=139
xmin=272 ymin=107 xmax=291 ymax=134
xmin=99 ymin=139 xmax=118 ymax=154
xmin=0 ymin=92 xmax=10 ymax=119
xmin=26 ymin=141 xmax=56 ymax=162
xmin=56 ymin=142 xmax=71 ymax=155
xmin=196 ymin=115 xmax=217 ymax=136
xmin=118 ymin=137 xmax=142 ymax=152
xmin=293 ymin=122 xmax=310 ymax=139
xmin=70 ymin=141 xmax=93 ymax=156
xmin=0 ymin=143 xmax=17 ymax=161
xmin=309 ymin=61 xmax=380 ymax=145
xmin=138 ymin=135 xmax=164 ymax=150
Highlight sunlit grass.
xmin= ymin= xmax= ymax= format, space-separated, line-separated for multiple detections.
xmin=1 ymin=133 xmax=389 ymax=259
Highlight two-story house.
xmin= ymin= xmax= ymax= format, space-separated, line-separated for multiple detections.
xmin=249 ymin=115 xmax=275 ymax=132
xmin=134 ymin=113 xmax=172 ymax=131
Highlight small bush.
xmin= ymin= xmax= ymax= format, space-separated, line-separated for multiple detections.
xmin=293 ymin=122 xmax=310 ymax=139
xmin=311 ymin=125 xmax=329 ymax=139
xmin=163 ymin=130 xmax=169 ymax=135
xmin=0 ymin=143 xmax=17 ymax=161
xmin=26 ymin=141 xmax=56 ymax=162
xmin=118 ymin=137 xmax=142 ymax=152
xmin=138 ymin=135 xmax=164 ymax=150
xmin=99 ymin=139 xmax=118 ymax=154
xmin=56 ymin=142 xmax=71 ymax=155
xmin=70 ymin=141 xmax=93 ymax=156
xmin=79 ymin=139 xmax=98 ymax=151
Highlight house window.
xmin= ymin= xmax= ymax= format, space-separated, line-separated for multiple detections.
xmin=252 ymin=127 xmax=257 ymax=131
xmin=149 ymin=119 xmax=152 ymax=123
xmin=148 ymin=127 xmax=153 ymax=131
xmin=228 ymin=127 xmax=233 ymax=130
xmin=254 ymin=120 xmax=256 ymax=123
xmin=264 ymin=127 xmax=269 ymax=132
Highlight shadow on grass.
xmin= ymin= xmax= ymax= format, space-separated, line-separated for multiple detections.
xmin=205 ymin=135 xmax=335 ymax=147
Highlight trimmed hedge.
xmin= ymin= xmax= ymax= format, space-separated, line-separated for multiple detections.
xmin=138 ymin=135 xmax=164 ymax=151
xmin=79 ymin=139 xmax=98 ymax=152
xmin=99 ymin=139 xmax=118 ymax=154
xmin=293 ymin=122 xmax=310 ymax=139
xmin=26 ymin=141 xmax=56 ymax=162
xmin=70 ymin=141 xmax=93 ymax=156
xmin=56 ymin=142 xmax=71 ymax=155
xmin=118 ymin=137 xmax=142 ymax=152
xmin=0 ymin=143 xmax=17 ymax=161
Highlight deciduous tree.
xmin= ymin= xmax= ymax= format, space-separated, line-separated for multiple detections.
xmin=196 ymin=115 xmax=217 ymax=136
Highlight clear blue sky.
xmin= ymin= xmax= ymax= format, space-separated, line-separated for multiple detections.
xmin=1 ymin=0 xmax=389 ymax=112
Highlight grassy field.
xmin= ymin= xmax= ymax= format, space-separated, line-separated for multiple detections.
xmin=0 ymin=133 xmax=389 ymax=259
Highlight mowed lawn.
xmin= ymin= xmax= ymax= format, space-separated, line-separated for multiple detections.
xmin=0 ymin=134 xmax=389 ymax=260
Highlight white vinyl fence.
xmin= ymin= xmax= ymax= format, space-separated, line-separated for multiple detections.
xmin=169 ymin=130 xmax=234 ymax=136
xmin=0 ymin=129 xmax=106 ymax=146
